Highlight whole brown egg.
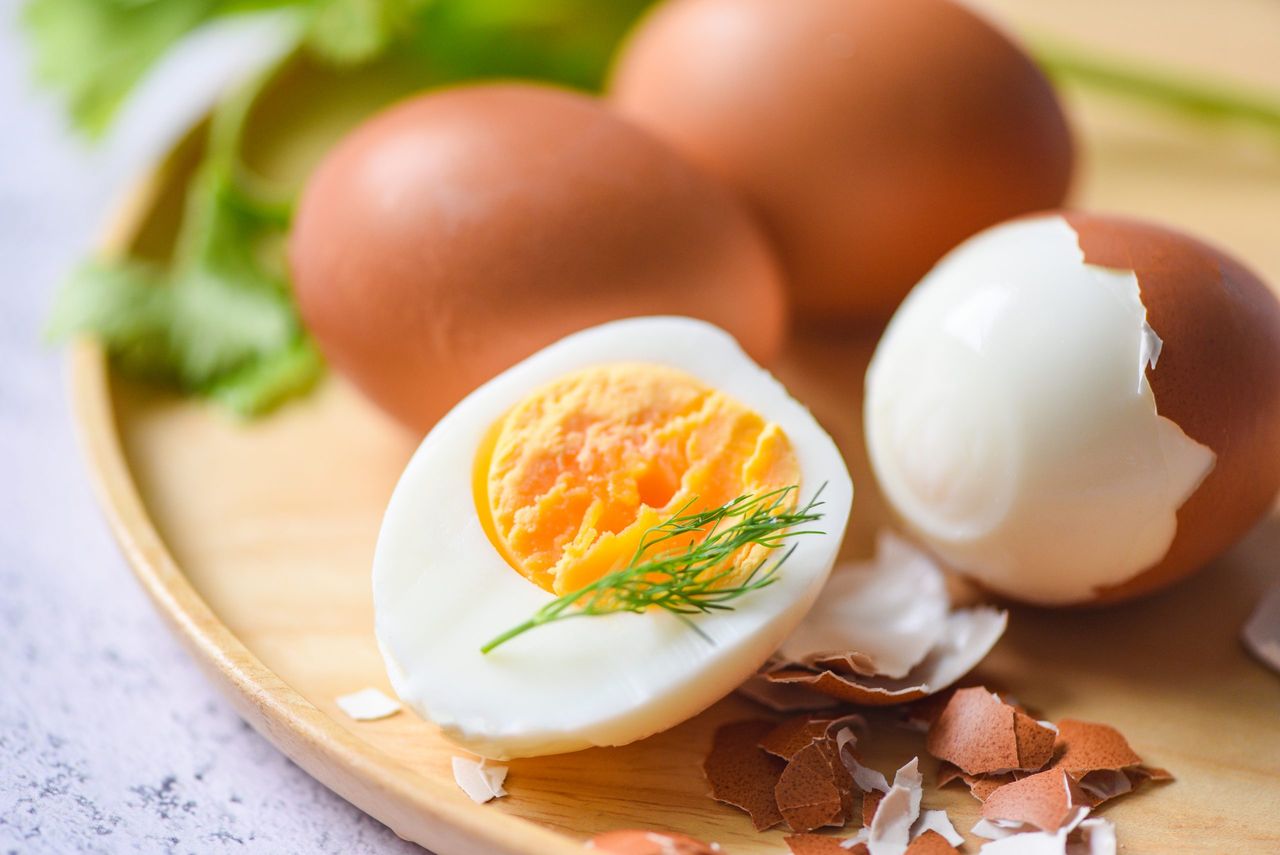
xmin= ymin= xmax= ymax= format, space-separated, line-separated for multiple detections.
xmin=289 ymin=83 xmax=787 ymax=433
xmin=608 ymin=0 xmax=1075 ymax=322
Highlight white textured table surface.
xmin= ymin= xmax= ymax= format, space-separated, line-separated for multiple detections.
xmin=0 ymin=4 xmax=420 ymax=852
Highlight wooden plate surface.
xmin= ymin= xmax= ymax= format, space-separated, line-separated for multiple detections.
xmin=72 ymin=2 xmax=1280 ymax=852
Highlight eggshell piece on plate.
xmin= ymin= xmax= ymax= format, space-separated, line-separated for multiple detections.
xmin=981 ymin=769 xmax=1088 ymax=833
xmin=911 ymin=811 xmax=964 ymax=849
xmin=775 ymin=740 xmax=849 ymax=832
xmin=926 ymin=688 xmax=1055 ymax=775
xmin=937 ymin=762 xmax=1013 ymax=803
xmin=779 ymin=531 xmax=950 ymax=678
xmin=974 ymin=813 xmax=1114 ymax=855
xmin=1051 ymin=720 xmax=1142 ymax=774
xmin=864 ymin=758 xmax=924 ymax=855
xmin=610 ymin=0 xmax=1073 ymax=320
xmin=450 ymin=757 xmax=508 ymax=804
xmin=765 ymin=607 xmax=1007 ymax=706
xmin=333 ymin=687 xmax=401 ymax=721
xmin=1049 ymin=719 xmax=1172 ymax=806
xmin=765 ymin=532 xmax=1007 ymax=705
xmin=905 ymin=830 xmax=960 ymax=855
xmin=760 ymin=716 xmax=841 ymax=761
xmin=705 ymin=719 xmax=787 ymax=831
xmin=737 ymin=673 xmax=843 ymax=713
xmin=785 ymin=833 xmax=859 ymax=855
xmin=290 ymin=83 xmax=787 ymax=432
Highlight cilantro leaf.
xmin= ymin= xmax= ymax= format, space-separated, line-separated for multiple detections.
xmin=24 ymin=0 xmax=231 ymax=136
xmin=304 ymin=0 xmax=430 ymax=64
xmin=47 ymin=63 xmax=322 ymax=416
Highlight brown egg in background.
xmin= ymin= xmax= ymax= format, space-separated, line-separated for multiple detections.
xmin=1063 ymin=213 xmax=1280 ymax=602
xmin=288 ymin=83 xmax=787 ymax=434
xmin=608 ymin=0 xmax=1075 ymax=322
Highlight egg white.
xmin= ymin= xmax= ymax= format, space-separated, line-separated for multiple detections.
xmin=373 ymin=317 xmax=852 ymax=758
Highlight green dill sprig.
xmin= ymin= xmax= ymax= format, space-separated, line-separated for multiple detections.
xmin=481 ymin=484 xmax=826 ymax=654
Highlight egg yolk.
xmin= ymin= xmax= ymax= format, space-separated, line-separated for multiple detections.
xmin=475 ymin=363 xmax=800 ymax=595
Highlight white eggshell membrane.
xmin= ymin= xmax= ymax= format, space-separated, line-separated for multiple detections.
xmin=374 ymin=317 xmax=852 ymax=758
xmin=865 ymin=215 xmax=1214 ymax=605
xmin=779 ymin=530 xmax=950 ymax=679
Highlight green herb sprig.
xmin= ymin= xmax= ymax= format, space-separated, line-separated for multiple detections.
xmin=481 ymin=484 xmax=826 ymax=654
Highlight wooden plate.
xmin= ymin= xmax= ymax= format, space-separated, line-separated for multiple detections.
xmin=71 ymin=5 xmax=1280 ymax=853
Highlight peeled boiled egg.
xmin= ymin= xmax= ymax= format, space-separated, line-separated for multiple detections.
xmin=865 ymin=213 xmax=1280 ymax=605
xmin=289 ymin=83 xmax=786 ymax=433
xmin=608 ymin=0 xmax=1073 ymax=321
xmin=373 ymin=317 xmax=851 ymax=758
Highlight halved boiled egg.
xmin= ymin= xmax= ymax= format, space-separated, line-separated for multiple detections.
xmin=373 ymin=317 xmax=852 ymax=758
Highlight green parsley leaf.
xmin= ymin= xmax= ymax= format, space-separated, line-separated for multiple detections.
xmin=47 ymin=61 xmax=322 ymax=416
xmin=304 ymin=0 xmax=430 ymax=64
xmin=24 ymin=0 xmax=231 ymax=136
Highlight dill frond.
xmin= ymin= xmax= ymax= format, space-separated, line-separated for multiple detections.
xmin=480 ymin=483 xmax=826 ymax=654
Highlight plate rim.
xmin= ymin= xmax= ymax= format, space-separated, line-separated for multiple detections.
xmin=67 ymin=130 xmax=587 ymax=855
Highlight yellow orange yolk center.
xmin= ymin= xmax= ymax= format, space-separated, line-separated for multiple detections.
xmin=475 ymin=363 xmax=800 ymax=595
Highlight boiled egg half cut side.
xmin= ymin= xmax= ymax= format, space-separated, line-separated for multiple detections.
xmin=373 ymin=317 xmax=852 ymax=758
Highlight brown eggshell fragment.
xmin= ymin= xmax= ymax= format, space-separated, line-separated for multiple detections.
xmin=935 ymin=762 xmax=1012 ymax=802
xmin=1063 ymin=212 xmax=1280 ymax=602
xmin=775 ymin=741 xmax=847 ymax=832
xmin=981 ymin=769 xmax=1088 ymax=833
xmin=1049 ymin=717 xmax=1172 ymax=805
xmin=765 ymin=608 xmax=1007 ymax=706
xmin=1136 ymin=766 xmax=1174 ymax=783
xmin=611 ymin=0 xmax=1073 ymax=320
xmin=737 ymin=673 xmax=843 ymax=713
xmin=784 ymin=834 xmax=858 ymax=855
xmin=822 ymin=739 xmax=859 ymax=826
xmin=861 ymin=790 xmax=883 ymax=827
xmin=1013 ymin=714 xmax=1057 ymax=771
xmin=926 ymin=688 xmax=1055 ymax=775
xmin=704 ymin=720 xmax=786 ymax=831
xmin=760 ymin=716 xmax=837 ymax=761
xmin=589 ymin=830 xmax=721 ymax=855
xmin=970 ymin=774 xmax=1016 ymax=803
xmin=766 ymin=669 xmax=927 ymax=706
xmin=935 ymin=763 xmax=965 ymax=790
xmin=290 ymin=83 xmax=786 ymax=432
xmin=905 ymin=830 xmax=961 ymax=855
xmin=1052 ymin=720 xmax=1143 ymax=774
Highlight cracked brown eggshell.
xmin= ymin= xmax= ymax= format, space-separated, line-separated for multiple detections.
xmin=704 ymin=720 xmax=787 ymax=831
xmin=981 ymin=769 xmax=1088 ymax=833
xmin=290 ymin=83 xmax=786 ymax=432
xmin=609 ymin=0 xmax=1072 ymax=320
xmin=1063 ymin=212 xmax=1280 ymax=602
xmin=926 ymin=688 xmax=1055 ymax=775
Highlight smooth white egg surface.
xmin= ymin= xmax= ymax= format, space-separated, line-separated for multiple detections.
xmin=374 ymin=317 xmax=852 ymax=758
xmin=865 ymin=215 xmax=1214 ymax=605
